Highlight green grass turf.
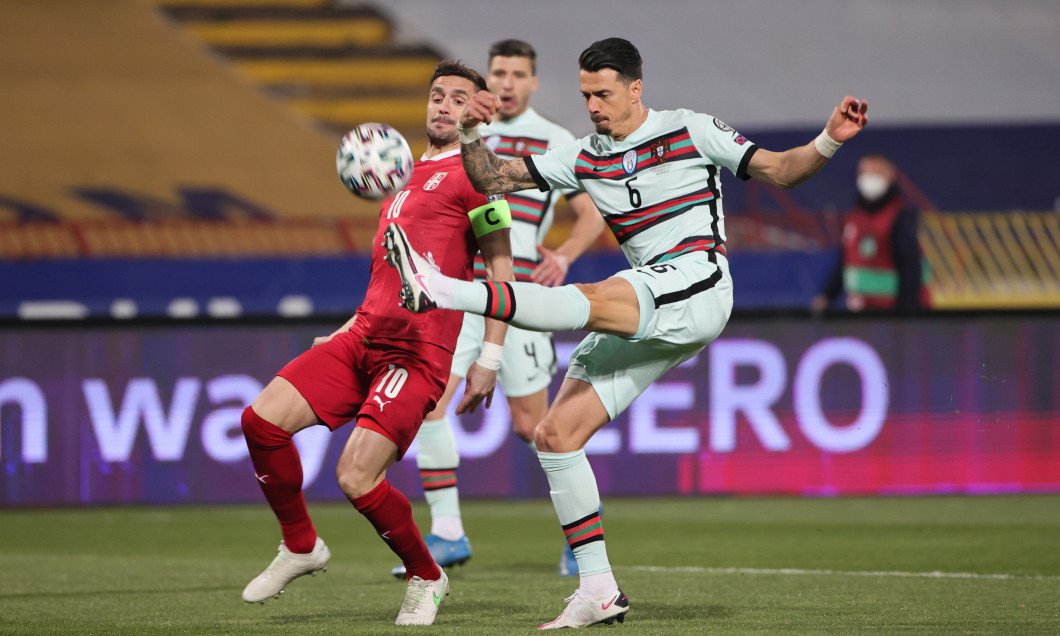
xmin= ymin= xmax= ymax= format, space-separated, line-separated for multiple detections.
xmin=1 ymin=495 xmax=1058 ymax=634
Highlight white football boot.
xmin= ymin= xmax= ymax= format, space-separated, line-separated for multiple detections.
xmin=383 ymin=222 xmax=438 ymax=313
xmin=394 ymin=571 xmax=450 ymax=626
xmin=538 ymin=588 xmax=629 ymax=629
xmin=391 ymin=533 xmax=473 ymax=578
xmin=242 ymin=537 xmax=330 ymax=603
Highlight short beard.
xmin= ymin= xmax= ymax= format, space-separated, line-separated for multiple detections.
xmin=593 ymin=122 xmax=612 ymax=135
xmin=427 ymin=126 xmax=458 ymax=148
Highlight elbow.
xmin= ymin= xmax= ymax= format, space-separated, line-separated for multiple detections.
xmin=467 ymin=177 xmax=492 ymax=195
xmin=760 ymin=166 xmax=797 ymax=190
xmin=775 ymin=173 xmax=809 ymax=190
xmin=771 ymin=175 xmax=798 ymax=190
xmin=764 ymin=154 xmax=815 ymax=190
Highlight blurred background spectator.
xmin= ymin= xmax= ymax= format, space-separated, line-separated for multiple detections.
xmin=812 ymin=154 xmax=930 ymax=313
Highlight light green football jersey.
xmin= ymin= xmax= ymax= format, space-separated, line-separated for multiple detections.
xmin=525 ymin=108 xmax=757 ymax=267
xmin=477 ymin=107 xmax=581 ymax=281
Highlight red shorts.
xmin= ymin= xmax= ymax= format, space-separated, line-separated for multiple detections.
xmin=277 ymin=329 xmax=451 ymax=458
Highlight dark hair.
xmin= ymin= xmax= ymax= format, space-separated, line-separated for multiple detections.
xmin=578 ymin=38 xmax=642 ymax=83
xmin=860 ymin=152 xmax=894 ymax=166
xmin=430 ymin=60 xmax=487 ymax=92
xmin=488 ymin=39 xmax=537 ymax=75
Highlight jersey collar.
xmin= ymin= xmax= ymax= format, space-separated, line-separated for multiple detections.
xmin=589 ymin=108 xmax=657 ymax=153
xmin=494 ymin=106 xmax=536 ymax=127
xmin=421 ymin=148 xmax=461 ymax=162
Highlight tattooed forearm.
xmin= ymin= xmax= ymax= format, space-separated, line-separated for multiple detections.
xmin=461 ymin=138 xmax=536 ymax=195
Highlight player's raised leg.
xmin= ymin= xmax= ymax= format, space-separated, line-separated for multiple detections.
xmin=534 ymin=378 xmax=629 ymax=629
xmin=337 ymin=425 xmax=449 ymax=626
xmin=385 ymin=222 xmax=639 ymax=337
xmin=241 ymin=377 xmax=331 ymax=603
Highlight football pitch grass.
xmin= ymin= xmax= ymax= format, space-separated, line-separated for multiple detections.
xmin=1 ymin=495 xmax=1057 ymax=634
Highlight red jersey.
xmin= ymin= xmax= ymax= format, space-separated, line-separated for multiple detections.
xmin=354 ymin=150 xmax=488 ymax=353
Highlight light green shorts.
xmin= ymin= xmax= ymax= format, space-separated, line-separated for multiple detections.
xmin=451 ymin=312 xmax=557 ymax=398
xmin=566 ymin=251 xmax=733 ymax=419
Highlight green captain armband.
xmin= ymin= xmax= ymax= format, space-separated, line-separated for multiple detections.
xmin=467 ymin=199 xmax=512 ymax=237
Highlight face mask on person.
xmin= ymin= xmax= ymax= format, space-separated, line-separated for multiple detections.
xmin=856 ymin=173 xmax=890 ymax=201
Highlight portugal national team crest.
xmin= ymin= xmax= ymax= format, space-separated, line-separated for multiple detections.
xmin=423 ymin=172 xmax=448 ymax=191
xmin=651 ymin=138 xmax=671 ymax=162
xmin=622 ymin=149 xmax=638 ymax=175
xmin=485 ymin=135 xmax=501 ymax=152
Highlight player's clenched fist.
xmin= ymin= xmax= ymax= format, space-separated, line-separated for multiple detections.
xmin=460 ymin=91 xmax=502 ymax=129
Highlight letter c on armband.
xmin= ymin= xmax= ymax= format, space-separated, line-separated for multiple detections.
xmin=468 ymin=199 xmax=512 ymax=237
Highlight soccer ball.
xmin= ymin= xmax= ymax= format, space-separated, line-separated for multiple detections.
xmin=336 ymin=123 xmax=414 ymax=199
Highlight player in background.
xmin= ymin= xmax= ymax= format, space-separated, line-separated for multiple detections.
xmin=239 ymin=60 xmax=514 ymax=627
xmin=391 ymin=39 xmax=604 ymax=580
xmin=386 ymin=38 xmax=868 ymax=629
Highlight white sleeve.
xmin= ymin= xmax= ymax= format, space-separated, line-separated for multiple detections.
xmin=686 ymin=112 xmax=758 ymax=180
xmin=524 ymin=138 xmax=583 ymax=192
xmin=547 ymin=128 xmax=582 ymax=199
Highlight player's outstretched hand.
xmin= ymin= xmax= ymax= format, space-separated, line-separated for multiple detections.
xmin=532 ymin=245 xmax=571 ymax=287
xmin=460 ymin=91 xmax=502 ymax=130
xmin=826 ymin=96 xmax=869 ymax=143
xmin=456 ymin=362 xmax=497 ymax=414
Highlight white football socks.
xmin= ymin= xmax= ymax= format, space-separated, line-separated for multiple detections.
xmin=538 ymin=449 xmax=617 ymax=599
xmin=415 ymin=417 xmax=464 ymax=541
xmin=449 ymin=281 xmax=591 ymax=332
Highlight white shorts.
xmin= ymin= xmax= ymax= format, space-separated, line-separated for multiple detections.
xmin=566 ymin=251 xmax=732 ymax=419
xmin=451 ymin=312 xmax=557 ymax=398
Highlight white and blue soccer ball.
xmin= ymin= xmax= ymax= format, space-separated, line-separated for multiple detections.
xmin=336 ymin=123 xmax=414 ymax=199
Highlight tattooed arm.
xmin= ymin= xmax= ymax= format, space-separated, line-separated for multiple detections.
xmin=460 ymin=137 xmax=539 ymax=194
xmin=459 ymin=90 xmax=540 ymax=195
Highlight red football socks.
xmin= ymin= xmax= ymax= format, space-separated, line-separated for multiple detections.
xmin=241 ymin=406 xmax=317 ymax=554
xmin=351 ymin=480 xmax=441 ymax=581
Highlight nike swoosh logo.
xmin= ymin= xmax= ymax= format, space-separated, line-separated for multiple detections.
xmin=415 ymin=273 xmax=428 ymax=290
xmin=601 ymin=594 xmax=618 ymax=610
xmin=433 ymin=591 xmax=443 ymax=606
xmin=592 ymin=164 xmax=609 ymax=172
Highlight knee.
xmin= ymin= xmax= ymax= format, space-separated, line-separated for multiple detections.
xmin=511 ymin=420 xmax=534 ymax=443
xmin=510 ymin=410 xmax=539 ymax=443
xmin=532 ymin=417 xmax=569 ymax=453
xmin=241 ymin=406 xmax=290 ymax=451
xmin=573 ymin=281 xmax=604 ymax=306
xmin=509 ymin=392 xmax=548 ymax=444
xmin=573 ymin=279 xmax=640 ymax=336
xmin=335 ymin=463 xmax=377 ymax=500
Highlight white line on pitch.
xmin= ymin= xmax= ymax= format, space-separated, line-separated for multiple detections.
xmin=626 ymin=565 xmax=1060 ymax=581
